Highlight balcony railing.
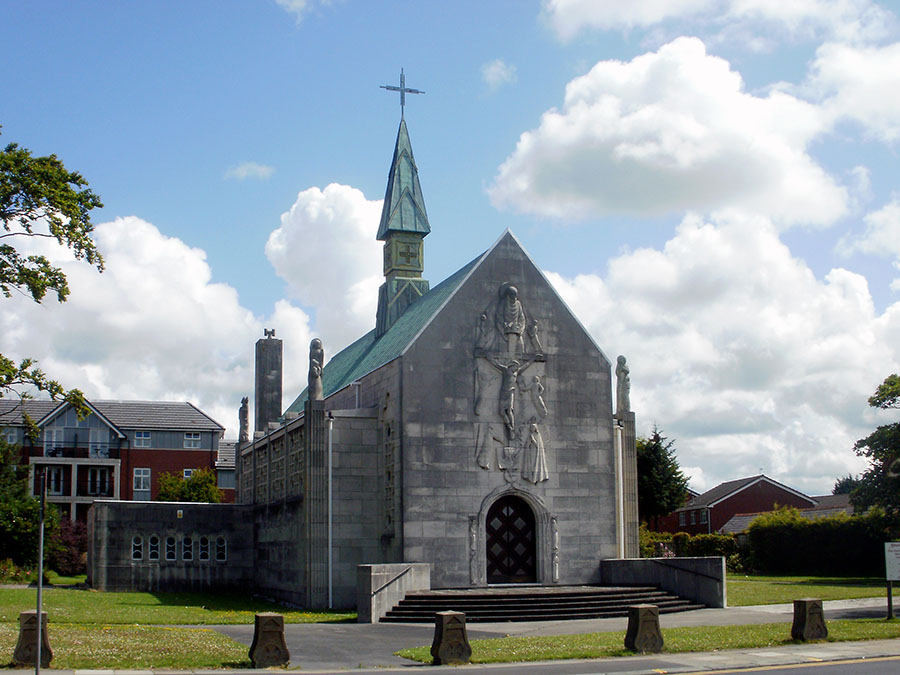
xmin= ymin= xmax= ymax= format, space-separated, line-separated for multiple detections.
xmin=42 ymin=441 xmax=120 ymax=459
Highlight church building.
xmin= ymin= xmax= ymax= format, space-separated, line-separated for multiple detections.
xmin=233 ymin=113 xmax=639 ymax=608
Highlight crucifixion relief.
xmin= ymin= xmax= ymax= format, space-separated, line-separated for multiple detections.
xmin=473 ymin=282 xmax=550 ymax=484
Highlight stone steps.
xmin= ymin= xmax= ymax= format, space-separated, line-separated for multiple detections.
xmin=380 ymin=585 xmax=705 ymax=623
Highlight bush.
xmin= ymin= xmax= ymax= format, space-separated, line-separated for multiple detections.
xmin=747 ymin=506 xmax=899 ymax=575
xmin=48 ymin=517 xmax=87 ymax=576
xmin=0 ymin=496 xmax=60 ymax=567
xmin=0 ymin=558 xmax=32 ymax=583
xmin=639 ymin=525 xmax=737 ymax=559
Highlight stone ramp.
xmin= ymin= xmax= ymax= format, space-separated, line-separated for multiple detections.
xmin=380 ymin=584 xmax=704 ymax=623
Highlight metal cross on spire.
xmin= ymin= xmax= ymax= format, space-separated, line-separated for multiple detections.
xmin=380 ymin=68 xmax=424 ymax=118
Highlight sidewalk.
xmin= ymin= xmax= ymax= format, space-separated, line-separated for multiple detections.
xmin=7 ymin=597 xmax=898 ymax=674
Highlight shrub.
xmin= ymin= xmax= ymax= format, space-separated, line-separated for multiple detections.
xmin=48 ymin=517 xmax=87 ymax=576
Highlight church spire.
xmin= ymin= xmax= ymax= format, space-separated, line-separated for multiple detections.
xmin=375 ymin=90 xmax=431 ymax=338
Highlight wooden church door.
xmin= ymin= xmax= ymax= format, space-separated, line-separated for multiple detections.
xmin=485 ymin=495 xmax=536 ymax=584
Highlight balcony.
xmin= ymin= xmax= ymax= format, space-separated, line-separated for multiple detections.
xmin=42 ymin=441 xmax=120 ymax=459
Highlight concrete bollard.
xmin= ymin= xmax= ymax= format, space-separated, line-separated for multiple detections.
xmin=431 ymin=610 xmax=472 ymax=665
xmin=249 ymin=612 xmax=290 ymax=668
xmin=13 ymin=610 xmax=52 ymax=668
xmin=624 ymin=604 xmax=664 ymax=653
xmin=791 ymin=598 xmax=828 ymax=641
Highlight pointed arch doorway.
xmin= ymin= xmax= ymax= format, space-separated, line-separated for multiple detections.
xmin=485 ymin=495 xmax=536 ymax=584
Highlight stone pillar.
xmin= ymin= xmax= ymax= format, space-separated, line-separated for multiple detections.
xmin=305 ymin=399 xmax=328 ymax=607
xmin=13 ymin=610 xmax=52 ymax=668
xmin=624 ymin=604 xmax=663 ymax=653
xmin=616 ymin=410 xmax=639 ymax=558
xmin=791 ymin=598 xmax=828 ymax=641
xmin=431 ymin=611 xmax=472 ymax=665
xmin=249 ymin=613 xmax=290 ymax=667
xmin=255 ymin=330 xmax=283 ymax=435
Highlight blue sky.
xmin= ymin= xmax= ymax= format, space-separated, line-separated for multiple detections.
xmin=3 ymin=0 xmax=900 ymax=494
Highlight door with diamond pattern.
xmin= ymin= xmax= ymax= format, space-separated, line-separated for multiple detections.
xmin=485 ymin=495 xmax=536 ymax=584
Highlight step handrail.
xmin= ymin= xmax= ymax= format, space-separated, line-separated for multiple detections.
xmin=371 ymin=565 xmax=412 ymax=597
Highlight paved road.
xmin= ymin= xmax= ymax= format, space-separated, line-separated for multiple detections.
xmin=208 ymin=596 xmax=898 ymax=671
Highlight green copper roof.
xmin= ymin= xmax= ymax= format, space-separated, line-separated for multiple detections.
xmin=376 ymin=119 xmax=431 ymax=241
xmin=284 ymin=254 xmax=481 ymax=415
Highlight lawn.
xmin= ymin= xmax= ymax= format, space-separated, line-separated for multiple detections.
xmin=0 ymin=587 xmax=355 ymax=624
xmin=727 ymin=574 xmax=886 ymax=606
xmin=396 ymin=619 xmax=900 ymax=664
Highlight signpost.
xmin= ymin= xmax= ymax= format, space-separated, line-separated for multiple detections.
xmin=885 ymin=542 xmax=900 ymax=620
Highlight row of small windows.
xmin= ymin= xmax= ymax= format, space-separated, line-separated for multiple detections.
xmin=133 ymin=432 xmax=202 ymax=449
xmin=132 ymin=535 xmax=226 ymax=562
xmin=678 ymin=509 xmax=709 ymax=526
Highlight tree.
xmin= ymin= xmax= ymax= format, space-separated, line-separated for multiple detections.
xmin=832 ymin=474 xmax=861 ymax=495
xmin=636 ymin=426 xmax=690 ymax=529
xmin=156 ymin=467 xmax=223 ymax=503
xmin=851 ymin=374 xmax=900 ymax=516
xmin=0 ymin=436 xmax=60 ymax=567
xmin=1 ymin=127 xmax=103 ymax=420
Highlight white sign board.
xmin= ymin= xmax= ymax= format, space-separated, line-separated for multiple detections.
xmin=886 ymin=542 xmax=900 ymax=581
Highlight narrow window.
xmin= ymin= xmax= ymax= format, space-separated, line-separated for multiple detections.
xmin=216 ymin=537 xmax=227 ymax=562
xmin=46 ymin=466 xmax=64 ymax=495
xmin=165 ymin=536 xmax=176 ymax=561
xmin=134 ymin=431 xmax=151 ymax=448
xmin=132 ymin=536 xmax=143 ymax=560
xmin=183 ymin=537 xmax=193 ymax=561
xmin=700 ymin=509 xmax=708 ymax=524
xmin=690 ymin=510 xmax=696 ymax=525
xmin=184 ymin=432 xmax=201 ymax=449
xmin=148 ymin=535 xmax=160 ymax=561
xmin=88 ymin=467 xmax=109 ymax=495
xmin=199 ymin=537 xmax=210 ymax=561
xmin=678 ymin=512 xmax=686 ymax=526
xmin=133 ymin=467 xmax=151 ymax=492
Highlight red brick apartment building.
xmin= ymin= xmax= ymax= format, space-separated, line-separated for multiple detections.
xmin=0 ymin=399 xmax=233 ymax=521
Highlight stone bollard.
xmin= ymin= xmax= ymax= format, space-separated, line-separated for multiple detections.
xmin=791 ymin=598 xmax=828 ymax=641
xmin=431 ymin=610 xmax=472 ymax=665
xmin=624 ymin=604 xmax=664 ymax=654
xmin=249 ymin=612 xmax=290 ymax=668
xmin=13 ymin=610 xmax=52 ymax=668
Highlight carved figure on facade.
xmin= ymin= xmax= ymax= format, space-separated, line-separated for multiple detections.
xmin=468 ymin=516 xmax=479 ymax=585
xmin=239 ymin=396 xmax=249 ymax=444
xmin=308 ymin=338 xmax=325 ymax=401
xmin=521 ymin=421 xmax=548 ymax=484
xmin=495 ymin=283 xmax=527 ymax=355
xmin=473 ymin=281 xmax=551 ymax=484
xmin=551 ymin=517 xmax=560 ymax=583
xmin=615 ymin=354 xmax=630 ymax=416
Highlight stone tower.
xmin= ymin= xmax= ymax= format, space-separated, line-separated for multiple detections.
xmin=254 ymin=328 xmax=282 ymax=434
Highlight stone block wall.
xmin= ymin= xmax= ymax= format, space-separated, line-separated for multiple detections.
xmin=88 ymin=500 xmax=254 ymax=592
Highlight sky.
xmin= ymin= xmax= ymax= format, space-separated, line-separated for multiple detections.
xmin=2 ymin=0 xmax=900 ymax=495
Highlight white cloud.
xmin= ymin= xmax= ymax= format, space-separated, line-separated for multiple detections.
xmin=546 ymin=212 xmax=899 ymax=493
xmin=842 ymin=196 xmax=900 ymax=291
xmin=0 ymin=216 xmax=312 ymax=440
xmin=275 ymin=0 xmax=311 ymax=22
xmin=265 ymin=183 xmax=383 ymax=352
xmin=489 ymin=37 xmax=844 ymax=226
xmin=807 ymin=41 xmax=900 ymax=142
xmin=481 ymin=59 xmax=518 ymax=91
xmin=543 ymin=0 xmax=896 ymax=44
xmin=224 ymin=162 xmax=275 ymax=180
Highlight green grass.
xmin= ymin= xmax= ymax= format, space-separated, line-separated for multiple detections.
xmin=45 ymin=571 xmax=87 ymax=586
xmin=0 ymin=587 xmax=355 ymax=624
xmin=727 ymin=574 xmax=886 ymax=606
xmin=0 ymin=623 xmax=250 ymax=669
xmin=396 ymin=619 xmax=900 ymax=664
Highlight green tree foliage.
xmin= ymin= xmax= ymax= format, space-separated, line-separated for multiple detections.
xmin=0 ymin=128 xmax=102 ymax=418
xmin=636 ymin=426 xmax=690 ymax=529
xmin=832 ymin=474 xmax=861 ymax=495
xmin=0 ymin=436 xmax=60 ymax=566
xmin=852 ymin=374 xmax=900 ymax=516
xmin=156 ymin=467 xmax=223 ymax=503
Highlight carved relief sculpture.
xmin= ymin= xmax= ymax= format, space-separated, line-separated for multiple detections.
xmin=551 ymin=517 xmax=559 ymax=583
xmin=239 ymin=396 xmax=249 ymax=444
xmin=473 ymin=282 xmax=550 ymax=485
xmin=308 ymin=338 xmax=325 ymax=401
xmin=615 ymin=355 xmax=630 ymax=416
